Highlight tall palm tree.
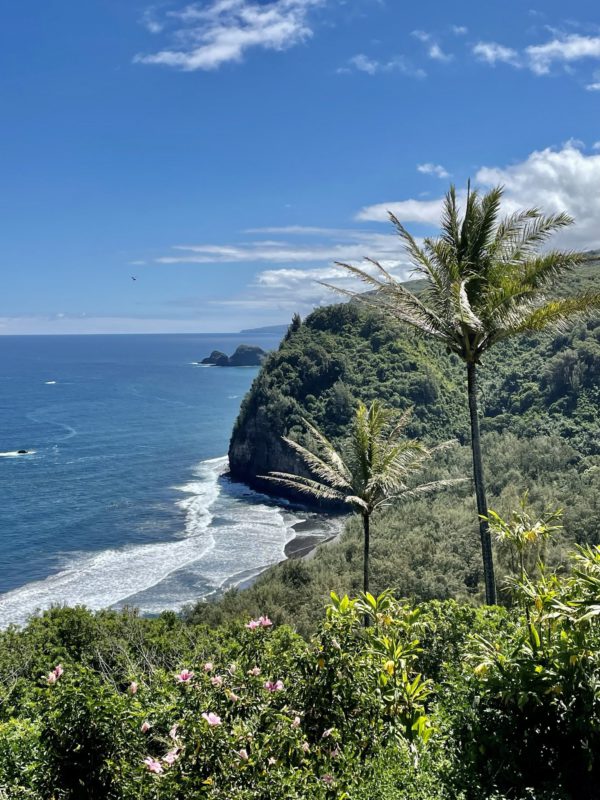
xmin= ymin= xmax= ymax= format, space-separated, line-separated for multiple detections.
xmin=262 ymin=401 xmax=459 ymax=597
xmin=328 ymin=184 xmax=600 ymax=604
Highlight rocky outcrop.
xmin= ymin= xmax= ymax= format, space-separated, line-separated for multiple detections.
xmin=228 ymin=345 xmax=267 ymax=367
xmin=201 ymin=350 xmax=230 ymax=366
xmin=201 ymin=345 xmax=266 ymax=367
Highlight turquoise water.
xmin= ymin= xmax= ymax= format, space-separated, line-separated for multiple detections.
xmin=0 ymin=333 xmax=312 ymax=627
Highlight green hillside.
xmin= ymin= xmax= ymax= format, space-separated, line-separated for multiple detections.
xmin=220 ymin=261 xmax=600 ymax=622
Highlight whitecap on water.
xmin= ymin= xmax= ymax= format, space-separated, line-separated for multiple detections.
xmin=0 ymin=455 xmax=331 ymax=627
xmin=0 ymin=457 xmax=226 ymax=627
xmin=0 ymin=450 xmax=36 ymax=458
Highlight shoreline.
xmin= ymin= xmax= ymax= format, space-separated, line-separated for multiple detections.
xmin=231 ymin=515 xmax=346 ymax=592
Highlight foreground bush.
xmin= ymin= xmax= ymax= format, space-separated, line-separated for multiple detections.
xmin=1 ymin=543 xmax=600 ymax=798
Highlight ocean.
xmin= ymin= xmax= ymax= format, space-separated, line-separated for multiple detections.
xmin=0 ymin=333 xmax=329 ymax=627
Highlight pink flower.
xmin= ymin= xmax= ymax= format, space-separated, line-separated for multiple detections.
xmin=47 ymin=664 xmax=64 ymax=684
xmin=202 ymin=712 xmax=222 ymax=727
xmin=169 ymin=724 xmax=178 ymax=740
xmin=237 ymin=748 xmax=249 ymax=761
xmin=322 ymin=728 xmax=334 ymax=739
xmin=141 ymin=721 xmax=151 ymax=733
xmin=228 ymin=691 xmax=239 ymax=702
xmin=248 ymin=666 xmax=261 ymax=676
xmin=291 ymin=716 xmax=301 ymax=728
xmin=176 ymin=669 xmax=194 ymax=683
xmin=228 ymin=662 xmax=237 ymax=675
xmin=258 ymin=615 xmax=273 ymax=628
xmin=302 ymin=741 xmax=310 ymax=753
xmin=163 ymin=748 xmax=180 ymax=766
xmin=203 ymin=662 xmax=213 ymax=672
xmin=128 ymin=681 xmax=138 ymax=695
xmin=144 ymin=757 xmax=164 ymax=775
xmin=321 ymin=774 xmax=334 ymax=785
xmin=211 ymin=675 xmax=223 ymax=687
xmin=264 ymin=679 xmax=284 ymax=692
xmin=245 ymin=619 xmax=260 ymax=630
xmin=331 ymin=747 xmax=341 ymax=759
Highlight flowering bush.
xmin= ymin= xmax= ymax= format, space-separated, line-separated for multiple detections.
xmin=0 ymin=593 xmax=436 ymax=799
xmin=1 ymin=566 xmax=598 ymax=799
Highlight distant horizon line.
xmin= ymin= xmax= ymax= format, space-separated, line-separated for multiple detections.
xmin=0 ymin=328 xmax=289 ymax=338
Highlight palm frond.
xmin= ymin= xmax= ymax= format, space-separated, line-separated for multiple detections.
xmin=261 ymin=473 xmax=346 ymax=503
xmin=300 ymin=419 xmax=353 ymax=483
xmin=281 ymin=436 xmax=353 ymax=492
xmin=378 ymin=477 xmax=466 ymax=508
xmin=495 ymin=291 xmax=600 ymax=336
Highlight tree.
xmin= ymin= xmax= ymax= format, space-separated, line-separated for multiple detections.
xmin=262 ymin=401 xmax=459 ymax=600
xmin=329 ymin=184 xmax=600 ymax=604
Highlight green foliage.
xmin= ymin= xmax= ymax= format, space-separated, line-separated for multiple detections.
xmin=2 ymin=560 xmax=600 ymax=798
xmin=0 ymin=596 xmax=438 ymax=798
xmin=457 ymin=544 xmax=600 ymax=799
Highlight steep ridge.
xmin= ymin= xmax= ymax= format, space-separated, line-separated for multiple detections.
xmin=228 ymin=262 xmax=600 ymax=502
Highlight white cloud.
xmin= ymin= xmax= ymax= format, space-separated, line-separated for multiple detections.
xmin=214 ymin=258 xmax=413 ymax=311
xmin=339 ymin=53 xmax=425 ymax=78
xmin=586 ymin=81 xmax=600 ymax=90
xmin=140 ymin=7 xmax=164 ymax=34
xmin=155 ymin=229 xmax=405 ymax=265
xmin=451 ymin=25 xmax=468 ymax=36
xmin=356 ymin=197 xmax=445 ymax=224
xmin=473 ymin=41 xmax=521 ymax=67
xmin=427 ymin=43 xmax=452 ymax=62
xmin=417 ymin=162 xmax=450 ymax=179
xmin=411 ymin=29 xmax=452 ymax=62
xmin=411 ymin=29 xmax=430 ymax=43
xmin=358 ymin=142 xmax=600 ymax=249
xmin=135 ymin=0 xmax=322 ymax=71
xmin=526 ymin=33 xmax=600 ymax=75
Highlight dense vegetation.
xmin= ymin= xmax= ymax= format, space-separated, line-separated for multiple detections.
xmin=224 ymin=260 xmax=600 ymax=615
xmin=2 ymin=242 xmax=599 ymax=795
xmin=3 ymin=538 xmax=600 ymax=798
xmin=231 ymin=260 xmax=600 ymax=463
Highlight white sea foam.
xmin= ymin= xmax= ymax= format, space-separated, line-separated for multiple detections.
xmin=0 ymin=457 xmax=227 ymax=628
xmin=117 ymin=471 xmax=303 ymax=615
xmin=45 ymin=380 xmax=57 ymax=385
xmin=0 ymin=450 xmax=36 ymax=458
xmin=0 ymin=455 xmax=329 ymax=627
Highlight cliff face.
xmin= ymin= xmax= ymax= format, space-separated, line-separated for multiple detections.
xmin=227 ymin=303 xmax=467 ymax=504
xmin=228 ymin=404 xmax=314 ymax=499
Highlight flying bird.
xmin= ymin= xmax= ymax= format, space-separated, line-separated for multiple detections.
xmin=131 ymin=276 xmax=137 ymax=281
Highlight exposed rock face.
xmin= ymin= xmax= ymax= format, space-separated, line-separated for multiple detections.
xmin=228 ymin=405 xmax=334 ymax=507
xmin=201 ymin=345 xmax=266 ymax=367
xmin=228 ymin=345 xmax=266 ymax=367
xmin=201 ymin=350 xmax=230 ymax=366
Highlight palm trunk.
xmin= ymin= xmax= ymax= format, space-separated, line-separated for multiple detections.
xmin=467 ymin=362 xmax=497 ymax=605
xmin=363 ymin=512 xmax=370 ymax=596
xmin=363 ymin=512 xmax=370 ymax=627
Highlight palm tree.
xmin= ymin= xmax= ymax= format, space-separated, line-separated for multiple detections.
xmin=262 ymin=401 xmax=460 ymax=598
xmin=328 ymin=184 xmax=600 ymax=605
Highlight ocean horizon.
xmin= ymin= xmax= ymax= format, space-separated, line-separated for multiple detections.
xmin=0 ymin=333 xmax=330 ymax=628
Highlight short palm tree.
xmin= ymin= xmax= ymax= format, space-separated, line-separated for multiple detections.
xmin=262 ymin=401 xmax=460 ymax=597
xmin=329 ymin=184 xmax=600 ymax=604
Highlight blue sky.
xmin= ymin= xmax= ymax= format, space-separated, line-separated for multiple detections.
xmin=2 ymin=0 xmax=600 ymax=334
